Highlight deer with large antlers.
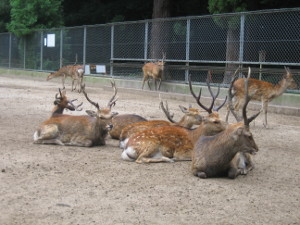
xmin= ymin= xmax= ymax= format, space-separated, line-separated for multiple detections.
xmin=225 ymin=66 xmax=298 ymax=127
xmin=121 ymin=74 xmax=227 ymax=163
xmin=192 ymin=68 xmax=261 ymax=179
xmin=119 ymin=98 xmax=203 ymax=149
xmin=142 ymin=53 xmax=166 ymax=91
xmin=33 ymin=81 xmax=118 ymax=146
xmin=47 ymin=65 xmax=85 ymax=92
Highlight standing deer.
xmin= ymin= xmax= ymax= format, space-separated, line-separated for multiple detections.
xmin=192 ymin=67 xmax=261 ymax=179
xmin=119 ymin=99 xmax=203 ymax=149
xmin=142 ymin=53 xmax=166 ymax=90
xmin=47 ymin=65 xmax=85 ymax=92
xmin=33 ymin=81 xmax=118 ymax=147
xmin=121 ymin=74 xmax=227 ymax=163
xmin=225 ymin=66 xmax=298 ymax=127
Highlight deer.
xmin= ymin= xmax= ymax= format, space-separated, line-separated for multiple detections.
xmin=109 ymin=114 xmax=147 ymax=140
xmin=225 ymin=66 xmax=298 ymax=128
xmin=33 ymin=80 xmax=118 ymax=147
xmin=121 ymin=73 xmax=228 ymax=163
xmin=51 ymin=88 xmax=83 ymax=116
xmin=142 ymin=53 xmax=166 ymax=91
xmin=47 ymin=64 xmax=85 ymax=93
xmin=119 ymin=98 xmax=203 ymax=149
xmin=191 ymin=67 xmax=261 ymax=179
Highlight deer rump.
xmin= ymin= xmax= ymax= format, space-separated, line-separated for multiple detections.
xmin=33 ymin=115 xmax=111 ymax=147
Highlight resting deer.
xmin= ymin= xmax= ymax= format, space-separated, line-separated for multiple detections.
xmin=119 ymin=99 xmax=203 ymax=149
xmin=142 ymin=53 xmax=166 ymax=90
xmin=192 ymin=67 xmax=261 ymax=179
xmin=47 ymin=65 xmax=85 ymax=92
xmin=51 ymin=88 xmax=83 ymax=116
xmin=225 ymin=66 xmax=298 ymax=127
xmin=109 ymin=114 xmax=147 ymax=140
xmin=33 ymin=81 xmax=118 ymax=147
xmin=121 ymin=74 xmax=227 ymax=163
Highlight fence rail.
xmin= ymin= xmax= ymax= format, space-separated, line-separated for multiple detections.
xmin=0 ymin=8 xmax=300 ymax=92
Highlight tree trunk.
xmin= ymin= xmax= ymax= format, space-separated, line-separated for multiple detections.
xmin=150 ymin=0 xmax=171 ymax=59
xmin=223 ymin=28 xmax=240 ymax=83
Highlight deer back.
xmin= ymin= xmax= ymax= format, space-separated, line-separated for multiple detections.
xmin=109 ymin=114 xmax=147 ymax=140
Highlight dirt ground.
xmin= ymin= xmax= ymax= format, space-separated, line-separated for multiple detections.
xmin=0 ymin=73 xmax=299 ymax=225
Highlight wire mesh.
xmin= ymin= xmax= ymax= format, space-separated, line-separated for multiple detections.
xmin=0 ymin=8 xmax=300 ymax=93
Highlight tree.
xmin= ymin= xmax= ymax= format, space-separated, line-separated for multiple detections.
xmin=7 ymin=0 xmax=63 ymax=37
xmin=208 ymin=0 xmax=249 ymax=83
xmin=0 ymin=0 xmax=11 ymax=32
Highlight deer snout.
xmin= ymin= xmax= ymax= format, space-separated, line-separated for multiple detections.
xmin=107 ymin=124 xmax=113 ymax=130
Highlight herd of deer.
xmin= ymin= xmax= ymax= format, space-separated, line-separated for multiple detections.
xmin=37 ymin=63 xmax=297 ymax=179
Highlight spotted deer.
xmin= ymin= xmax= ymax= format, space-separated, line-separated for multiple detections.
xmin=142 ymin=53 xmax=166 ymax=90
xmin=119 ymin=98 xmax=203 ymax=149
xmin=192 ymin=68 xmax=261 ymax=179
xmin=47 ymin=65 xmax=85 ymax=92
xmin=225 ymin=66 xmax=298 ymax=127
xmin=33 ymin=81 xmax=118 ymax=147
xmin=121 ymin=74 xmax=227 ymax=163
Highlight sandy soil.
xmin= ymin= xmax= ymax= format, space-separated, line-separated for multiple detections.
xmin=0 ymin=74 xmax=299 ymax=225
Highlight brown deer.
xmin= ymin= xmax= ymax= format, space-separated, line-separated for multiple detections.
xmin=33 ymin=81 xmax=118 ymax=147
xmin=192 ymin=67 xmax=261 ymax=179
xmin=225 ymin=66 xmax=298 ymax=127
xmin=47 ymin=65 xmax=85 ymax=92
xmin=121 ymin=74 xmax=227 ymax=163
xmin=109 ymin=114 xmax=147 ymax=140
xmin=142 ymin=53 xmax=166 ymax=90
xmin=51 ymin=88 xmax=83 ymax=116
xmin=119 ymin=99 xmax=203 ymax=149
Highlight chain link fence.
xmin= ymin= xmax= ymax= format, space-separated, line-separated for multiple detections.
xmin=0 ymin=8 xmax=299 ymax=92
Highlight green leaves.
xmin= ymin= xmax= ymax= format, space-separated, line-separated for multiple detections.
xmin=7 ymin=0 xmax=63 ymax=37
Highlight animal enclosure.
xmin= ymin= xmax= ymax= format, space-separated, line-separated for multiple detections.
xmin=0 ymin=73 xmax=299 ymax=224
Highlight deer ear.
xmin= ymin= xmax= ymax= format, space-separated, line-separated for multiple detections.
xmin=233 ymin=127 xmax=244 ymax=141
xmin=179 ymin=105 xmax=188 ymax=113
xmin=86 ymin=110 xmax=97 ymax=117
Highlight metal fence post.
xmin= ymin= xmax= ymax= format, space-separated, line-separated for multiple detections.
xmin=23 ymin=36 xmax=26 ymax=69
xmin=8 ymin=33 xmax=11 ymax=69
xmin=110 ymin=25 xmax=114 ymax=77
xmin=40 ymin=31 xmax=43 ymax=70
xmin=60 ymin=29 xmax=63 ymax=68
xmin=144 ymin=22 xmax=149 ymax=61
xmin=83 ymin=26 xmax=87 ymax=66
xmin=239 ymin=13 xmax=245 ymax=70
xmin=185 ymin=19 xmax=191 ymax=83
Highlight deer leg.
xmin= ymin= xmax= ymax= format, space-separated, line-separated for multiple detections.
xmin=71 ymin=79 xmax=75 ymax=91
xmin=154 ymin=79 xmax=157 ymax=91
xmin=158 ymin=78 xmax=162 ymax=90
xmin=62 ymin=75 xmax=66 ymax=89
xmin=147 ymin=79 xmax=152 ymax=90
xmin=262 ymin=101 xmax=268 ymax=128
xmin=136 ymin=156 xmax=174 ymax=163
xmin=142 ymin=77 xmax=147 ymax=90
xmin=225 ymin=104 xmax=230 ymax=122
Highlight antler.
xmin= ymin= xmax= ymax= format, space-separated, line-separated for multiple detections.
xmin=69 ymin=99 xmax=83 ymax=111
xmin=107 ymin=79 xmax=118 ymax=109
xmin=188 ymin=73 xmax=227 ymax=114
xmin=55 ymin=88 xmax=64 ymax=100
xmin=242 ymin=67 xmax=261 ymax=128
xmin=159 ymin=94 xmax=176 ymax=123
xmin=81 ymin=83 xmax=100 ymax=110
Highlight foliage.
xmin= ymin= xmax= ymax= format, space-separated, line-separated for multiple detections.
xmin=0 ymin=0 xmax=11 ymax=32
xmin=7 ymin=0 xmax=63 ymax=37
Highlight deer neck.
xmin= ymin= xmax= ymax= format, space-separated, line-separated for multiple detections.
xmin=177 ymin=117 xmax=194 ymax=129
xmin=272 ymin=77 xmax=289 ymax=97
